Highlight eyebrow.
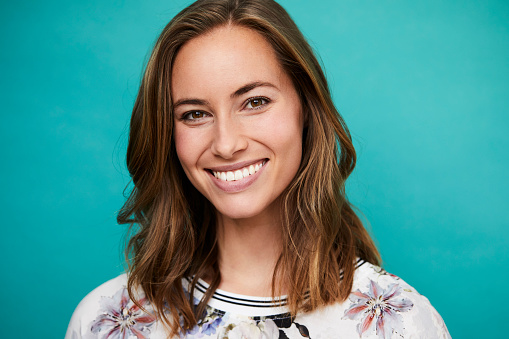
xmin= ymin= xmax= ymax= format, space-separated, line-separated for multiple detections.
xmin=172 ymin=98 xmax=210 ymax=110
xmin=231 ymin=81 xmax=277 ymax=98
xmin=172 ymin=81 xmax=277 ymax=109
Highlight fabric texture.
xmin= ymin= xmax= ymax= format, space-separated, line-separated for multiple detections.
xmin=66 ymin=259 xmax=450 ymax=338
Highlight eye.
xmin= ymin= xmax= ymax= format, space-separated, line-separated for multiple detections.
xmin=245 ymin=97 xmax=270 ymax=109
xmin=182 ymin=111 xmax=207 ymax=120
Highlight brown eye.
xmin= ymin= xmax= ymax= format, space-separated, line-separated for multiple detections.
xmin=191 ymin=111 xmax=203 ymax=119
xmin=183 ymin=111 xmax=206 ymax=120
xmin=246 ymin=97 xmax=269 ymax=109
xmin=250 ymin=99 xmax=263 ymax=107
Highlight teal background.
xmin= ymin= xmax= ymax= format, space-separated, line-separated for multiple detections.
xmin=1 ymin=0 xmax=508 ymax=337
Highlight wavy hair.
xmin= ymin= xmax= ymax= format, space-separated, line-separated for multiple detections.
xmin=118 ymin=0 xmax=380 ymax=336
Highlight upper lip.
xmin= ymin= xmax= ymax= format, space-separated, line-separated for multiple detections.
xmin=206 ymin=158 xmax=267 ymax=172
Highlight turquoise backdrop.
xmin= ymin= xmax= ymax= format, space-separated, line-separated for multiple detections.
xmin=1 ymin=0 xmax=508 ymax=338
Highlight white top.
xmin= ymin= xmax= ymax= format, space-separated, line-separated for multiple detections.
xmin=66 ymin=259 xmax=450 ymax=338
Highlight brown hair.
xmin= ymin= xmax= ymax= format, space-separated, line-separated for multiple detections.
xmin=118 ymin=0 xmax=380 ymax=336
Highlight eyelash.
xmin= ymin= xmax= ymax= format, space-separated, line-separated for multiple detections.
xmin=180 ymin=111 xmax=209 ymax=121
xmin=244 ymin=96 xmax=271 ymax=110
xmin=179 ymin=96 xmax=271 ymax=121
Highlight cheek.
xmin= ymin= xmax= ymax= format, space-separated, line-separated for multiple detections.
xmin=255 ymin=108 xmax=304 ymax=154
xmin=174 ymin=126 xmax=198 ymax=173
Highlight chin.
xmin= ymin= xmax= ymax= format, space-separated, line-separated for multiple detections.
xmin=215 ymin=207 xmax=263 ymax=221
xmin=214 ymin=200 xmax=275 ymax=221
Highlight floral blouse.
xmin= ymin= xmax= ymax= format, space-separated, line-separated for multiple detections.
xmin=66 ymin=259 xmax=450 ymax=338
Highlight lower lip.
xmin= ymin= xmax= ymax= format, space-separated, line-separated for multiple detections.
xmin=209 ymin=161 xmax=267 ymax=193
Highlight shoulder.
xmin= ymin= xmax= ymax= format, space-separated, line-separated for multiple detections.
xmin=65 ymin=274 xmax=160 ymax=339
xmin=294 ymin=260 xmax=450 ymax=339
xmin=347 ymin=260 xmax=451 ymax=338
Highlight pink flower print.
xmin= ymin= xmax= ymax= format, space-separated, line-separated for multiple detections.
xmin=91 ymin=287 xmax=156 ymax=339
xmin=343 ymin=280 xmax=413 ymax=339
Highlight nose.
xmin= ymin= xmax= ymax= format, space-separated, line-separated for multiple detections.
xmin=210 ymin=117 xmax=248 ymax=159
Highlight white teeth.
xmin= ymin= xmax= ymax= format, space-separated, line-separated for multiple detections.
xmin=227 ymin=171 xmax=235 ymax=181
xmin=234 ymin=170 xmax=243 ymax=180
xmin=212 ymin=160 xmax=266 ymax=182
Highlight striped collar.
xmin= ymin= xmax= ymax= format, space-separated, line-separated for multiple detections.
xmin=183 ymin=258 xmax=366 ymax=317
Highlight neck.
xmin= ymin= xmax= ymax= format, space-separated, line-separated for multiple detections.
xmin=214 ymin=207 xmax=283 ymax=297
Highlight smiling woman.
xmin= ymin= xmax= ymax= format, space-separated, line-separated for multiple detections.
xmin=173 ymin=26 xmax=303 ymax=221
xmin=66 ymin=0 xmax=450 ymax=338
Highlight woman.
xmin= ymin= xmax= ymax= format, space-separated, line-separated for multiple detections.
xmin=66 ymin=0 xmax=450 ymax=338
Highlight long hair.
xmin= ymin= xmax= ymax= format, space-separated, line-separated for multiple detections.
xmin=118 ymin=0 xmax=380 ymax=336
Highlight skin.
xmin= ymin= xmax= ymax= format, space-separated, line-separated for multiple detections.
xmin=172 ymin=25 xmax=304 ymax=296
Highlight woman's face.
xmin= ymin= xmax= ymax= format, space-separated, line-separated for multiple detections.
xmin=172 ymin=25 xmax=304 ymax=221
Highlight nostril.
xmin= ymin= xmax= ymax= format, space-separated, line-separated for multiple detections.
xmin=210 ymin=128 xmax=248 ymax=159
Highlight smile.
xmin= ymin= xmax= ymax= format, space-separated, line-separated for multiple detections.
xmin=210 ymin=160 xmax=267 ymax=182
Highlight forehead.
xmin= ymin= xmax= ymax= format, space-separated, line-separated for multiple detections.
xmin=171 ymin=25 xmax=287 ymax=100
